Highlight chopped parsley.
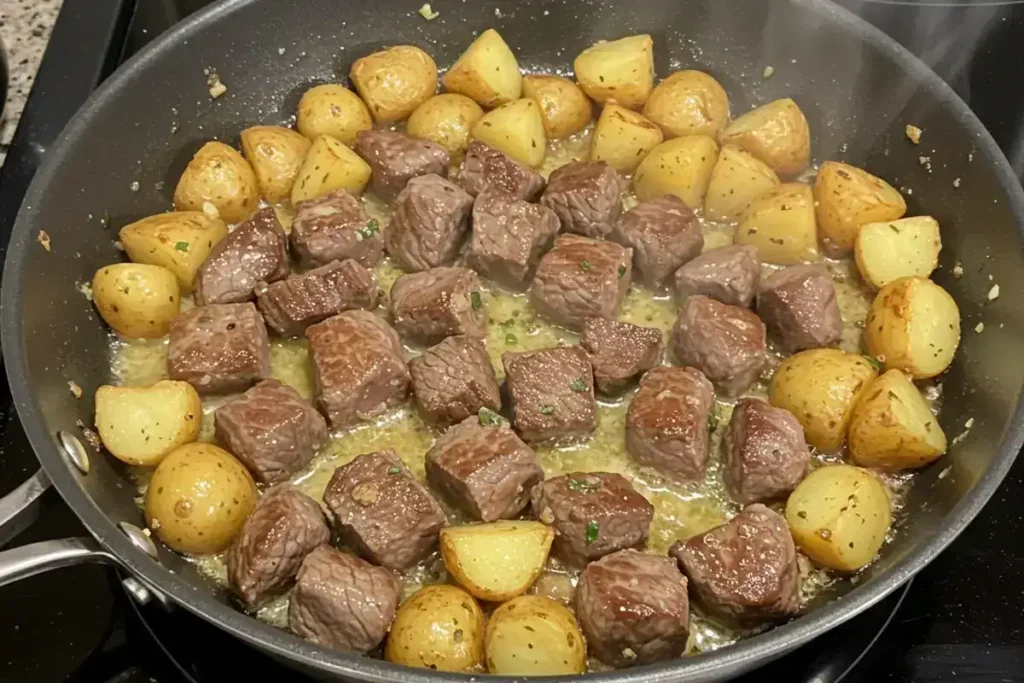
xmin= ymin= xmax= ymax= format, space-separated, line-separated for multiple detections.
xmin=618 ymin=265 xmax=627 ymax=278
xmin=470 ymin=291 xmax=483 ymax=311
xmin=173 ymin=241 xmax=190 ymax=252
xmin=889 ymin=223 xmax=901 ymax=234
xmin=539 ymin=404 xmax=555 ymax=416
xmin=567 ymin=477 xmax=598 ymax=493
xmin=505 ymin=332 xmax=518 ymax=345
xmin=386 ymin=466 xmax=401 ymax=475
xmin=585 ymin=520 xmax=599 ymax=545
xmin=579 ymin=260 xmax=592 ymax=272
xmin=478 ymin=407 xmax=502 ymax=426
xmin=708 ymin=411 xmax=719 ymax=432
xmin=863 ymin=355 xmax=883 ymax=372
xmin=357 ymin=219 xmax=379 ymax=240
xmin=570 ymin=377 xmax=586 ymax=392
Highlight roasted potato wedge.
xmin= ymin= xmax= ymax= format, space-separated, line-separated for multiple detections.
xmin=642 ymin=70 xmax=729 ymax=138
xmin=173 ymin=141 xmax=260 ymax=224
xmin=94 ymin=381 xmax=201 ymax=467
xmin=485 ymin=596 xmax=586 ymax=675
xmin=590 ymin=102 xmax=664 ymax=173
xmin=385 ymin=585 xmax=485 ymax=671
xmin=296 ymin=84 xmax=372 ymax=146
xmin=407 ymin=93 xmax=484 ymax=155
xmin=522 ymin=74 xmax=592 ymax=139
xmin=91 ymin=263 xmax=181 ymax=338
xmin=350 ymin=45 xmax=438 ymax=122
xmin=813 ymin=160 xmax=907 ymax=253
xmin=442 ymin=28 xmax=522 ymax=108
xmin=736 ymin=182 xmax=819 ymax=264
xmin=440 ymin=520 xmax=554 ymax=601
xmin=290 ymin=134 xmax=372 ymax=203
xmin=720 ymin=98 xmax=810 ymax=177
xmin=573 ymin=34 xmax=655 ymax=110
xmin=239 ymin=125 xmax=311 ymax=203
xmin=704 ymin=144 xmax=781 ymax=222
xmin=855 ymin=215 xmax=941 ymax=288
xmin=633 ymin=134 xmax=719 ymax=207
xmin=118 ymin=211 xmax=228 ymax=292
xmin=471 ymin=98 xmax=547 ymax=167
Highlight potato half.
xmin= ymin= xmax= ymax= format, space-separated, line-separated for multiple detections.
xmin=855 ymin=215 xmax=941 ymax=288
xmin=350 ymin=45 xmax=438 ymax=122
xmin=485 ymin=595 xmax=586 ymax=675
xmin=94 ymin=381 xmax=201 ymax=467
xmin=385 ymin=585 xmax=485 ymax=672
xmin=633 ymin=134 xmax=719 ymax=208
xmin=642 ymin=69 xmax=729 ymax=138
xmin=92 ymin=263 xmax=180 ymax=338
xmin=296 ymin=84 xmax=372 ymax=146
xmin=589 ymin=102 xmax=664 ymax=174
xmin=407 ymin=93 xmax=484 ymax=155
xmin=440 ymin=520 xmax=554 ymax=601
xmin=471 ymin=98 xmax=547 ymax=167
xmin=290 ymin=134 xmax=372 ymax=203
xmin=522 ymin=74 xmax=592 ymax=139
xmin=443 ymin=28 xmax=522 ymax=108
xmin=573 ymin=34 xmax=655 ymax=110
xmin=704 ymin=144 xmax=781 ymax=222
xmin=240 ymin=125 xmax=312 ymax=203
xmin=736 ymin=182 xmax=819 ymax=264
xmin=720 ymin=98 xmax=810 ymax=177
xmin=813 ymin=160 xmax=907 ymax=253
xmin=173 ymin=141 xmax=260 ymax=224
xmin=118 ymin=211 xmax=228 ymax=292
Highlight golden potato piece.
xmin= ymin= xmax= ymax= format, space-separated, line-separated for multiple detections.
xmin=573 ymin=34 xmax=655 ymax=110
xmin=633 ymin=135 xmax=719 ymax=208
xmin=406 ymin=93 xmax=484 ymax=155
xmin=854 ymin=215 xmax=941 ymax=288
xmin=296 ymin=84 xmax=372 ymax=146
xmin=385 ymin=585 xmax=485 ymax=671
xmin=291 ymin=134 xmax=372 ymax=203
xmin=720 ymin=98 xmax=810 ymax=177
xmin=94 ymin=381 xmax=201 ymax=467
xmin=522 ymin=74 xmax=592 ymax=139
xmin=118 ymin=211 xmax=228 ymax=292
xmin=91 ymin=263 xmax=180 ymax=338
xmin=704 ymin=144 xmax=781 ymax=222
xmin=736 ymin=182 xmax=819 ymax=264
xmin=350 ymin=45 xmax=438 ymax=122
xmin=813 ymin=160 xmax=907 ymax=253
xmin=485 ymin=595 xmax=586 ymax=675
xmin=173 ymin=141 xmax=260 ymax=224
xmin=642 ymin=69 xmax=729 ymax=138
xmin=589 ymin=102 xmax=663 ymax=174
xmin=442 ymin=28 xmax=522 ymax=108
xmin=470 ymin=98 xmax=546 ymax=167
xmin=239 ymin=125 xmax=311 ymax=203
xmin=440 ymin=520 xmax=554 ymax=602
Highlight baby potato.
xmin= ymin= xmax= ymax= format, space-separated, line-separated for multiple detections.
xmin=786 ymin=465 xmax=892 ymax=572
xmin=522 ymin=74 xmax=592 ymax=139
xmin=590 ymin=102 xmax=663 ymax=174
xmin=385 ymin=585 xmax=485 ymax=671
xmin=350 ymin=45 xmax=438 ymax=122
xmin=296 ymin=84 xmax=372 ymax=146
xmin=442 ymin=28 xmax=522 ymax=108
xmin=642 ymin=70 xmax=730 ymax=138
xmin=704 ymin=144 xmax=781 ymax=222
xmin=633 ymin=135 xmax=719 ymax=208
xmin=848 ymin=369 xmax=947 ymax=469
xmin=91 ymin=263 xmax=180 ymax=338
xmin=440 ymin=520 xmax=554 ymax=602
xmin=173 ymin=141 xmax=260 ymax=224
xmin=118 ymin=211 xmax=229 ymax=292
xmin=485 ymin=595 xmax=586 ymax=675
xmin=736 ymin=182 xmax=819 ymax=264
xmin=813 ymin=161 xmax=907 ymax=253
xmin=855 ymin=215 xmax=941 ymax=288
xmin=471 ymin=98 xmax=547 ymax=167
xmin=239 ymin=125 xmax=311 ymax=203
xmin=864 ymin=276 xmax=960 ymax=379
xmin=407 ymin=93 xmax=484 ymax=155
xmin=144 ymin=442 xmax=257 ymax=555
xmin=769 ymin=348 xmax=878 ymax=452
xmin=291 ymin=134 xmax=372 ymax=203
xmin=94 ymin=381 xmax=201 ymax=467
xmin=573 ymin=34 xmax=655 ymax=110
xmin=720 ymin=98 xmax=810 ymax=177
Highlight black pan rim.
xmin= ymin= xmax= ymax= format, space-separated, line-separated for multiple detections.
xmin=3 ymin=0 xmax=1023 ymax=680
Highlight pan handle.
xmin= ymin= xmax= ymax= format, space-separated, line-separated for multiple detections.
xmin=0 ymin=468 xmax=51 ymax=547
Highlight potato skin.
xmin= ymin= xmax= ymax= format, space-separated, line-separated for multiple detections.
xmin=440 ymin=520 xmax=554 ymax=601
xmin=239 ymin=125 xmax=311 ymax=203
xmin=290 ymin=134 xmax=372 ymax=203
xmin=94 ymin=381 xmax=201 ymax=467
xmin=573 ymin=34 xmax=655 ymax=110
xmin=485 ymin=595 xmax=586 ymax=675
xmin=813 ymin=160 xmax=907 ymax=254
xmin=350 ymin=45 xmax=438 ymax=122
xmin=736 ymin=182 xmax=819 ymax=264
xmin=854 ymin=215 xmax=940 ymax=288
xmin=633 ymin=134 xmax=719 ymax=207
xmin=589 ymin=102 xmax=663 ymax=174
xmin=642 ymin=70 xmax=729 ymax=138
xmin=720 ymin=98 xmax=810 ymax=177
xmin=118 ymin=211 xmax=229 ymax=292
xmin=471 ymin=98 xmax=547 ymax=167
xmin=296 ymin=84 xmax=372 ymax=145
xmin=704 ymin=144 xmax=780 ymax=222
xmin=522 ymin=74 xmax=592 ymax=139
xmin=385 ymin=585 xmax=485 ymax=671
xmin=92 ymin=263 xmax=180 ymax=338
xmin=407 ymin=93 xmax=484 ymax=155
xmin=442 ymin=28 xmax=522 ymax=108
xmin=173 ymin=141 xmax=260 ymax=224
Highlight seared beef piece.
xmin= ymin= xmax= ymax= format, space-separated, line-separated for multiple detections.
xmin=305 ymin=311 xmax=410 ymax=428
xmin=288 ymin=544 xmax=401 ymax=652
xmin=626 ymin=367 xmax=715 ymax=482
xmin=256 ymin=259 xmax=381 ymax=337
xmin=670 ymin=504 xmax=799 ymax=624
xmin=672 ymin=295 xmax=767 ymax=397
xmin=322 ymin=449 xmax=447 ymax=570
xmin=576 ymin=550 xmax=690 ymax=667
xmin=581 ymin=318 xmax=664 ymax=396
xmin=612 ymin=195 xmax=703 ymax=289
xmin=194 ymin=207 xmax=289 ymax=306
xmin=385 ymin=174 xmax=474 ymax=272
xmin=757 ymin=264 xmax=843 ymax=353
xmin=531 ymin=472 xmax=654 ymax=567
xmin=354 ymin=130 xmax=450 ymax=201
xmin=409 ymin=335 xmax=500 ymax=425
xmin=467 ymin=189 xmax=560 ymax=287
xmin=426 ymin=415 xmax=543 ymax=521
xmin=167 ymin=302 xmax=270 ymax=394
xmin=290 ymin=189 xmax=383 ymax=268
xmin=456 ymin=140 xmax=545 ymax=200
xmin=227 ymin=485 xmax=329 ymax=609
xmin=540 ymin=161 xmax=623 ymax=239
xmin=530 ymin=234 xmax=632 ymax=330
xmin=390 ymin=267 xmax=486 ymax=343
xmin=724 ymin=399 xmax=810 ymax=504
xmin=502 ymin=345 xmax=597 ymax=443
xmin=674 ymin=245 xmax=760 ymax=307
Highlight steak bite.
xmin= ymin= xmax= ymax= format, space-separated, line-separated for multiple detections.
xmin=323 ymin=449 xmax=447 ymax=570
xmin=575 ymin=549 xmax=690 ymax=667
xmin=194 ymin=207 xmax=289 ymax=306
xmin=385 ymin=174 xmax=474 ymax=272
xmin=167 ymin=302 xmax=270 ymax=394
xmin=467 ymin=188 xmax=560 ymax=287
xmin=540 ymin=160 xmax=623 ymax=239
xmin=581 ymin=318 xmax=664 ymax=396
xmin=674 ymin=244 xmax=760 ymax=307
xmin=390 ymin=267 xmax=487 ymax=343
xmin=530 ymin=234 xmax=632 ymax=330
xmin=670 ymin=504 xmax=799 ymax=624
xmin=456 ymin=140 xmax=546 ymax=200
xmin=626 ymin=367 xmax=715 ymax=482
xmin=612 ymin=195 xmax=703 ymax=288
xmin=757 ymin=264 xmax=843 ymax=353
xmin=215 ymin=379 xmax=328 ymax=484
xmin=724 ymin=398 xmax=810 ymax=504
xmin=530 ymin=472 xmax=654 ymax=567
xmin=672 ymin=295 xmax=768 ymax=397
xmin=354 ymin=130 xmax=450 ymax=201
xmin=290 ymin=189 xmax=383 ymax=268
xmin=408 ymin=335 xmax=500 ymax=425
xmin=305 ymin=311 xmax=410 ymax=428
xmin=425 ymin=414 xmax=543 ymax=521
xmin=502 ymin=345 xmax=597 ymax=443
xmin=227 ymin=485 xmax=329 ymax=609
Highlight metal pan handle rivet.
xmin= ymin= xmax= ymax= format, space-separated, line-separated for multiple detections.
xmin=57 ymin=430 xmax=90 ymax=474
xmin=121 ymin=576 xmax=153 ymax=606
xmin=118 ymin=521 xmax=159 ymax=560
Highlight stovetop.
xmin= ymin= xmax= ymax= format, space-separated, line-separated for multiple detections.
xmin=1 ymin=1 xmax=1023 ymax=682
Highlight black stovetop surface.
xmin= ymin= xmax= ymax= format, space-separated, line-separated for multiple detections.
xmin=1 ymin=1 xmax=1023 ymax=682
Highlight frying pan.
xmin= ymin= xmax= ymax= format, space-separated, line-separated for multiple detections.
xmin=0 ymin=0 xmax=1022 ymax=680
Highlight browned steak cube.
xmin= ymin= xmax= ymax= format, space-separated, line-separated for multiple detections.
xmin=290 ymin=189 xmax=383 ymax=268
xmin=674 ymin=245 xmax=760 ymax=307
xmin=502 ymin=345 xmax=597 ymax=443
xmin=426 ymin=414 xmax=543 ymax=521
xmin=540 ymin=161 xmax=623 ymax=239
xmin=531 ymin=472 xmax=654 ymax=567
xmin=227 ymin=485 xmax=329 ymax=609
xmin=390 ymin=267 xmax=486 ymax=343
xmin=323 ymin=449 xmax=447 ymax=570
xmin=581 ymin=318 xmax=664 ymax=396
xmin=256 ymin=259 xmax=381 ymax=337
xmin=467 ymin=189 xmax=560 ymax=287
xmin=530 ymin=234 xmax=632 ymax=330
xmin=194 ymin=207 xmax=289 ymax=306
xmin=214 ymin=379 xmax=328 ymax=484
xmin=409 ymin=335 xmax=500 ymax=425
xmin=672 ymin=295 xmax=767 ymax=397
xmin=354 ymin=130 xmax=450 ymax=201
xmin=757 ymin=264 xmax=842 ymax=353
xmin=455 ymin=140 xmax=545 ymax=200
xmin=288 ymin=544 xmax=401 ymax=652
xmin=612 ymin=195 xmax=703 ymax=289
xmin=167 ymin=302 xmax=270 ymax=394
xmin=725 ymin=398 xmax=810 ymax=504
xmin=305 ymin=311 xmax=410 ymax=428
xmin=626 ymin=367 xmax=715 ymax=482
xmin=576 ymin=550 xmax=690 ymax=667
xmin=385 ymin=174 xmax=474 ymax=272
xmin=669 ymin=504 xmax=799 ymax=624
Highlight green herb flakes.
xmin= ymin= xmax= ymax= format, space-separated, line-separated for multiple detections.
xmin=470 ymin=291 xmax=483 ymax=310
xmin=570 ymin=377 xmax=586 ymax=392
xmin=539 ymin=404 xmax=555 ymax=415
xmin=173 ymin=241 xmax=190 ymax=252
xmin=585 ymin=520 xmax=599 ymax=545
